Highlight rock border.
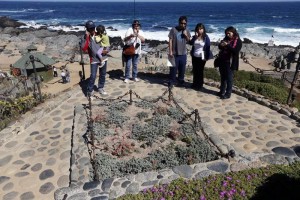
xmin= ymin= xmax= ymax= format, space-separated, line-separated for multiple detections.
xmin=54 ymin=87 xmax=300 ymax=200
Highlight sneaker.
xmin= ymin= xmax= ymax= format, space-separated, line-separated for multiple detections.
xmin=134 ymin=78 xmax=139 ymax=82
xmin=124 ymin=78 xmax=129 ymax=83
xmin=220 ymin=94 xmax=231 ymax=99
xmin=99 ymin=88 xmax=107 ymax=95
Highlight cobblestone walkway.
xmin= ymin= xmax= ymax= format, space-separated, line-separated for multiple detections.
xmin=1 ymin=75 xmax=300 ymax=200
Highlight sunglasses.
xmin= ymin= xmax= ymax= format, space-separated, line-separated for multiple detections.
xmin=87 ymin=28 xmax=95 ymax=32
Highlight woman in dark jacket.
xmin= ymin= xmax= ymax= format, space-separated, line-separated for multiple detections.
xmin=189 ymin=23 xmax=211 ymax=90
xmin=218 ymin=26 xmax=242 ymax=99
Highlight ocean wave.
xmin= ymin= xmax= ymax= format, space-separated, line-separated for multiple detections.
xmin=0 ymin=9 xmax=29 ymax=13
xmin=274 ymin=27 xmax=300 ymax=33
xmin=244 ymin=26 xmax=271 ymax=32
xmin=42 ymin=9 xmax=55 ymax=13
xmin=272 ymin=16 xmax=283 ymax=18
xmin=98 ymin=19 xmax=126 ymax=22
xmin=18 ymin=20 xmax=300 ymax=47
xmin=151 ymin=25 xmax=170 ymax=31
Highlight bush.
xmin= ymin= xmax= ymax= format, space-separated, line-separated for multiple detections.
xmin=203 ymin=68 xmax=296 ymax=107
xmin=0 ymin=94 xmax=50 ymax=131
xmin=204 ymin=68 xmax=220 ymax=81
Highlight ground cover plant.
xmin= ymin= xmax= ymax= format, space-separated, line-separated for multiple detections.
xmin=117 ymin=161 xmax=300 ymax=200
xmin=204 ymin=68 xmax=300 ymax=109
xmin=0 ymin=94 xmax=49 ymax=130
xmin=91 ymin=100 xmax=218 ymax=180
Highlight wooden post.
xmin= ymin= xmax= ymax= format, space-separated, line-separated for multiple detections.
xmin=79 ymin=41 xmax=86 ymax=81
xmin=29 ymin=55 xmax=42 ymax=102
xmin=129 ymin=89 xmax=133 ymax=105
xmin=287 ymin=52 xmax=300 ymax=105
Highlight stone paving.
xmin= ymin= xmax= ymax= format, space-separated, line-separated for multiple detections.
xmin=1 ymin=73 xmax=300 ymax=200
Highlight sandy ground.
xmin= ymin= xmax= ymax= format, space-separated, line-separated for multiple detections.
xmin=0 ymin=47 xmax=275 ymax=96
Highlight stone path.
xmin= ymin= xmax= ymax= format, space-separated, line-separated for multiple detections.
xmin=1 ymin=73 xmax=300 ymax=200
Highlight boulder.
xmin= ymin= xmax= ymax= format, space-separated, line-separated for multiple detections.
xmin=0 ymin=16 xmax=26 ymax=28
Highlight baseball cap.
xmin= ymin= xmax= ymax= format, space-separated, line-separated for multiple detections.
xmin=132 ymin=20 xmax=141 ymax=26
xmin=85 ymin=20 xmax=95 ymax=29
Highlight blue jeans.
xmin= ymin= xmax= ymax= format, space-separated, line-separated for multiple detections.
xmin=219 ymin=61 xmax=233 ymax=96
xmin=87 ymin=61 xmax=107 ymax=93
xmin=124 ymin=54 xmax=139 ymax=79
xmin=169 ymin=55 xmax=187 ymax=86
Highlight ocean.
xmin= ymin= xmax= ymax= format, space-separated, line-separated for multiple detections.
xmin=0 ymin=1 xmax=300 ymax=47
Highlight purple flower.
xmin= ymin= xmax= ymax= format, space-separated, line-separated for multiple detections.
xmin=151 ymin=187 xmax=158 ymax=193
xmin=200 ymin=195 xmax=206 ymax=200
xmin=222 ymin=181 xmax=228 ymax=187
xmin=247 ymin=175 xmax=252 ymax=180
xmin=169 ymin=191 xmax=174 ymax=196
xmin=229 ymin=189 xmax=236 ymax=195
xmin=226 ymin=176 xmax=232 ymax=180
xmin=160 ymin=198 xmax=165 ymax=200
xmin=241 ymin=190 xmax=246 ymax=197
xmin=220 ymin=191 xmax=226 ymax=198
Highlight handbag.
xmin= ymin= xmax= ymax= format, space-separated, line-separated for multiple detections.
xmin=123 ymin=36 xmax=137 ymax=56
xmin=214 ymin=54 xmax=221 ymax=68
xmin=123 ymin=44 xmax=135 ymax=56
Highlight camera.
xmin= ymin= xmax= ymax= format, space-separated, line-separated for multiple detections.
xmin=181 ymin=30 xmax=186 ymax=39
xmin=135 ymin=43 xmax=140 ymax=49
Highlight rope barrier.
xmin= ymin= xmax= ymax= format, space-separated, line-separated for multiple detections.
xmin=86 ymin=87 xmax=228 ymax=179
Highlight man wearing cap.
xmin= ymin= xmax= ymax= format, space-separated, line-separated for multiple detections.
xmin=123 ymin=20 xmax=145 ymax=83
xmin=81 ymin=20 xmax=108 ymax=96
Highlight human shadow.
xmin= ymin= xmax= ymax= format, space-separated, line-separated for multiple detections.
xmin=106 ymin=69 xmax=124 ymax=81
xmin=107 ymin=69 xmax=219 ymax=97
xmin=79 ymin=78 xmax=89 ymax=97
xmin=138 ymin=71 xmax=169 ymax=87
xmin=106 ymin=69 xmax=170 ymax=87
xmin=249 ymin=173 xmax=300 ymax=200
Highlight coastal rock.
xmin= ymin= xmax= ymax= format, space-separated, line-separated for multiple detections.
xmin=0 ymin=16 xmax=26 ymax=28
xmin=0 ymin=21 xmax=296 ymax=66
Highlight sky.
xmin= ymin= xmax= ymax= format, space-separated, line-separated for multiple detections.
xmin=4 ymin=0 xmax=300 ymax=2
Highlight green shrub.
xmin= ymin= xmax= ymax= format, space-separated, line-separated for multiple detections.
xmin=0 ymin=94 xmax=50 ymax=131
xmin=235 ymin=80 xmax=288 ymax=103
xmin=117 ymin=162 xmax=300 ymax=200
xmin=204 ymin=68 xmax=220 ymax=81
xmin=203 ymin=69 xmax=297 ymax=107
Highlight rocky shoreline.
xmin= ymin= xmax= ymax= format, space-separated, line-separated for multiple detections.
xmin=0 ymin=16 xmax=298 ymax=65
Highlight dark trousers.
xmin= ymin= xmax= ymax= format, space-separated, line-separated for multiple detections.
xmin=169 ymin=54 xmax=187 ymax=86
xmin=219 ymin=62 xmax=233 ymax=96
xmin=62 ymin=76 xmax=67 ymax=83
xmin=192 ymin=56 xmax=206 ymax=89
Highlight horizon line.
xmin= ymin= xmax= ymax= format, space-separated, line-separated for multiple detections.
xmin=2 ymin=0 xmax=300 ymax=2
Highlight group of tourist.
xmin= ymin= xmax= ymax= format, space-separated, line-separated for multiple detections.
xmin=53 ymin=66 xmax=71 ymax=84
xmin=81 ymin=16 xmax=242 ymax=100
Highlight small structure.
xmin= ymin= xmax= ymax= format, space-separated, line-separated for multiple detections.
xmin=11 ymin=45 xmax=56 ymax=77
xmin=268 ymin=39 xmax=274 ymax=47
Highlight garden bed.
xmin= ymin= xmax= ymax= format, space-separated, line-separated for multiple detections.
xmin=90 ymin=98 xmax=219 ymax=180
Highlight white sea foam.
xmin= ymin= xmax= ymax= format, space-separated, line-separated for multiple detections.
xmin=0 ymin=9 xmax=28 ymax=13
xmin=19 ymin=21 xmax=300 ymax=47
xmin=42 ymin=10 xmax=55 ymax=13
xmin=274 ymin=27 xmax=300 ymax=33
